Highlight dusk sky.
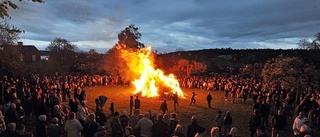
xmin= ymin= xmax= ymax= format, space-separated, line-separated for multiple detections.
xmin=9 ymin=0 xmax=320 ymax=53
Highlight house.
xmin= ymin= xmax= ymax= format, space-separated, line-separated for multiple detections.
xmin=0 ymin=42 xmax=48 ymax=64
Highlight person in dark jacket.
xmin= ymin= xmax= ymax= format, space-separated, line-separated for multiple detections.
xmin=95 ymin=106 xmax=107 ymax=127
xmin=152 ymin=115 xmax=167 ymax=137
xmin=134 ymin=96 xmax=141 ymax=110
xmin=1 ymin=122 xmax=19 ymax=137
xmin=170 ymin=124 xmax=185 ymax=137
xmin=36 ymin=115 xmax=48 ymax=137
xmin=82 ymin=114 xmax=99 ymax=137
xmin=271 ymin=110 xmax=287 ymax=137
xmin=206 ymin=92 xmax=213 ymax=108
xmin=111 ymin=111 xmax=123 ymax=137
xmin=187 ymin=116 xmax=205 ymax=137
xmin=119 ymin=110 xmax=130 ymax=132
xmin=159 ymin=100 xmax=168 ymax=115
xmin=69 ymin=98 xmax=79 ymax=113
xmin=224 ymin=111 xmax=233 ymax=136
xmin=5 ymin=103 xmax=20 ymax=125
xmin=249 ymin=109 xmax=262 ymax=137
xmin=260 ymin=99 xmax=270 ymax=127
xmin=47 ymin=118 xmax=64 ymax=137
xmin=166 ymin=113 xmax=179 ymax=137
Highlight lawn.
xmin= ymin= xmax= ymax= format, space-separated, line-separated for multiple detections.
xmin=84 ymin=85 xmax=255 ymax=136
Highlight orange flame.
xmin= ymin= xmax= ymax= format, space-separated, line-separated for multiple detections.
xmin=119 ymin=45 xmax=185 ymax=98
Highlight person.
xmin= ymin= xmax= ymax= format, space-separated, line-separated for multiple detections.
xmin=173 ymin=92 xmax=178 ymax=111
xmin=134 ymin=112 xmax=153 ymax=137
xmin=271 ymin=110 xmax=287 ymax=137
xmin=111 ymin=111 xmax=123 ymax=137
xmin=224 ymin=111 xmax=232 ymax=136
xmin=124 ymin=126 xmax=135 ymax=137
xmin=36 ymin=115 xmax=48 ymax=137
xmin=170 ymin=124 xmax=185 ymax=137
xmin=299 ymin=119 xmax=314 ymax=137
xmin=130 ymin=96 xmax=134 ymax=115
xmin=16 ymin=124 xmax=33 ymax=137
xmin=260 ymin=99 xmax=270 ymax=127
xmin=135 ymin=96 xmax=141 ymax=110
xmin=1 ymin=122 xmax=19 ymax=137
xmin=0 ymin=111 xmax=6 ymax=134
xmin=52 ymin=105 xmax=66 ymax=126
xmin=206 ymin=92 xmax=213 ymax=108
xmin=83 ymin=113 xmax=99 ymax=137
xmin=210 ymin=126 xmax=222 ymax=137
xmin=214 ymin=111 xmax=223 ymax=133
xmin=249 ymin=109 xmax=262 ymax=137
xmin=160 ymin=100 xmax=168 ymax=115
xmin=292 ymin=111 xmax=306 ymax=136
xmin=187 ymin=116 xmax=205 ymax=137
xmin=64 ymin=112 xmax=83 ymax=137
xmin=47 ymin=118 xmax=64 ymax=137
xmin=152 ymin=115 xmax=167 ymax=137
xmin=120 ymin=110 xmax=130 ymax=132
xmin=256 ymin=126 xmax=268 ymax=137
xmin=166 ymin=113 xmax=179 ymax=137
xmin=95 ymin=106 xmax=107 ymax=127
xmin=190 ymin=92 xmax=196 ymax=105
xmin=77 ymin=101 xmax=88 ymax=126
xmin=5 ymin=103 xmax=20 ymax=125
xmin=110 ymin=102 xmax=115 ymax=115
xmin=225 ymin=127 xmax=238 ymax=137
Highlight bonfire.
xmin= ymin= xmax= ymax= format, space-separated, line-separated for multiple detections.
xmin=118 ymin=45 xmax=185 ymax=98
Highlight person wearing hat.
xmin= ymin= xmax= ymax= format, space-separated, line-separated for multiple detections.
xmin=187 ymin=116 xmax=206 ymax=137
xmin=47 ymin=117 xmax=64 ymax=137
xmin=36 ymin=115 xmax=48 ymax=137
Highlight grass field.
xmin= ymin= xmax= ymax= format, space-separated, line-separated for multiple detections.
xmin=85 ymin=85 xmax=257 ymax=136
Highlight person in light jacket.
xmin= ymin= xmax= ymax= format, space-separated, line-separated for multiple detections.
xmin=64 ymin=112 xmax=83 ymax=137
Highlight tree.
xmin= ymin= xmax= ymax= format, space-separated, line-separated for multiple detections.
xmin=104 ymin=24 xmax=144 ymax=76
xmin=261 ymin=57 xmax=319 ymax=117
xmin=240 ymin=62 xmax=264 ymax=78
xmin=299 ymin=32 xmax=320 ymax=49
xmin=172 ymin=59 xmax=207 ymax=77
xmin=76 ymin=49 xmax=105 ymax=75
xmin=0 ymin=19 xmax=20 ymax=45
xmin=117 ymin=24 xmax=144 ymax=50
xmin=46 ymin=38 xmax=79 ymax=73
xmin=0 ymin=20 xmax=25 ymax=77
xmin=262 ymin=57 xmax=318 ymax=90
xmin=0 ymin=0 xmax=44 ymax=18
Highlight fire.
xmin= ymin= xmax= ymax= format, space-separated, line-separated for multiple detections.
xmin=119 ymin=45 xmax=185 ymax=98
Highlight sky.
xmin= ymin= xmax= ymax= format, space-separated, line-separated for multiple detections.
xmin=8 ymin=0 xmax=320 ymax=53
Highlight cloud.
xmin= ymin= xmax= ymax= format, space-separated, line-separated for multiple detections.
xmin=8 ymin=0 xmax=320 ymax=53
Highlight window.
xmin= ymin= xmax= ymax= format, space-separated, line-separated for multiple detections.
xmin=32 ymin=55 xmax=36 ymax=62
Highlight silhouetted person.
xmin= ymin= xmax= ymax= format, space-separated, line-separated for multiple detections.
xmin=135 ymin=96 xmax=141 ymax=110
xmin=130 ymin=96 xmax=134 ymax=115
xmin=206 ymin=92 xmax=212 ymax=108
xmin=190 ymin=92 xmax=196 ymax=105
xmin=173 ymin=92 xmax=178 ymax=111
xmin=110 ymin=102 xmax=115 ymax=115
xmin=160 ymin=100 xmax=168 ymax=115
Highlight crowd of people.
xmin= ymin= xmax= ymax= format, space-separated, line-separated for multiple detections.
xmin=0 ymin=73 xmax=319 ymax=137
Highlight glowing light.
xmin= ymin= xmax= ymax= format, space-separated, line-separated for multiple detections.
xmin=119 ymin=45 xmax=185 ymax=98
